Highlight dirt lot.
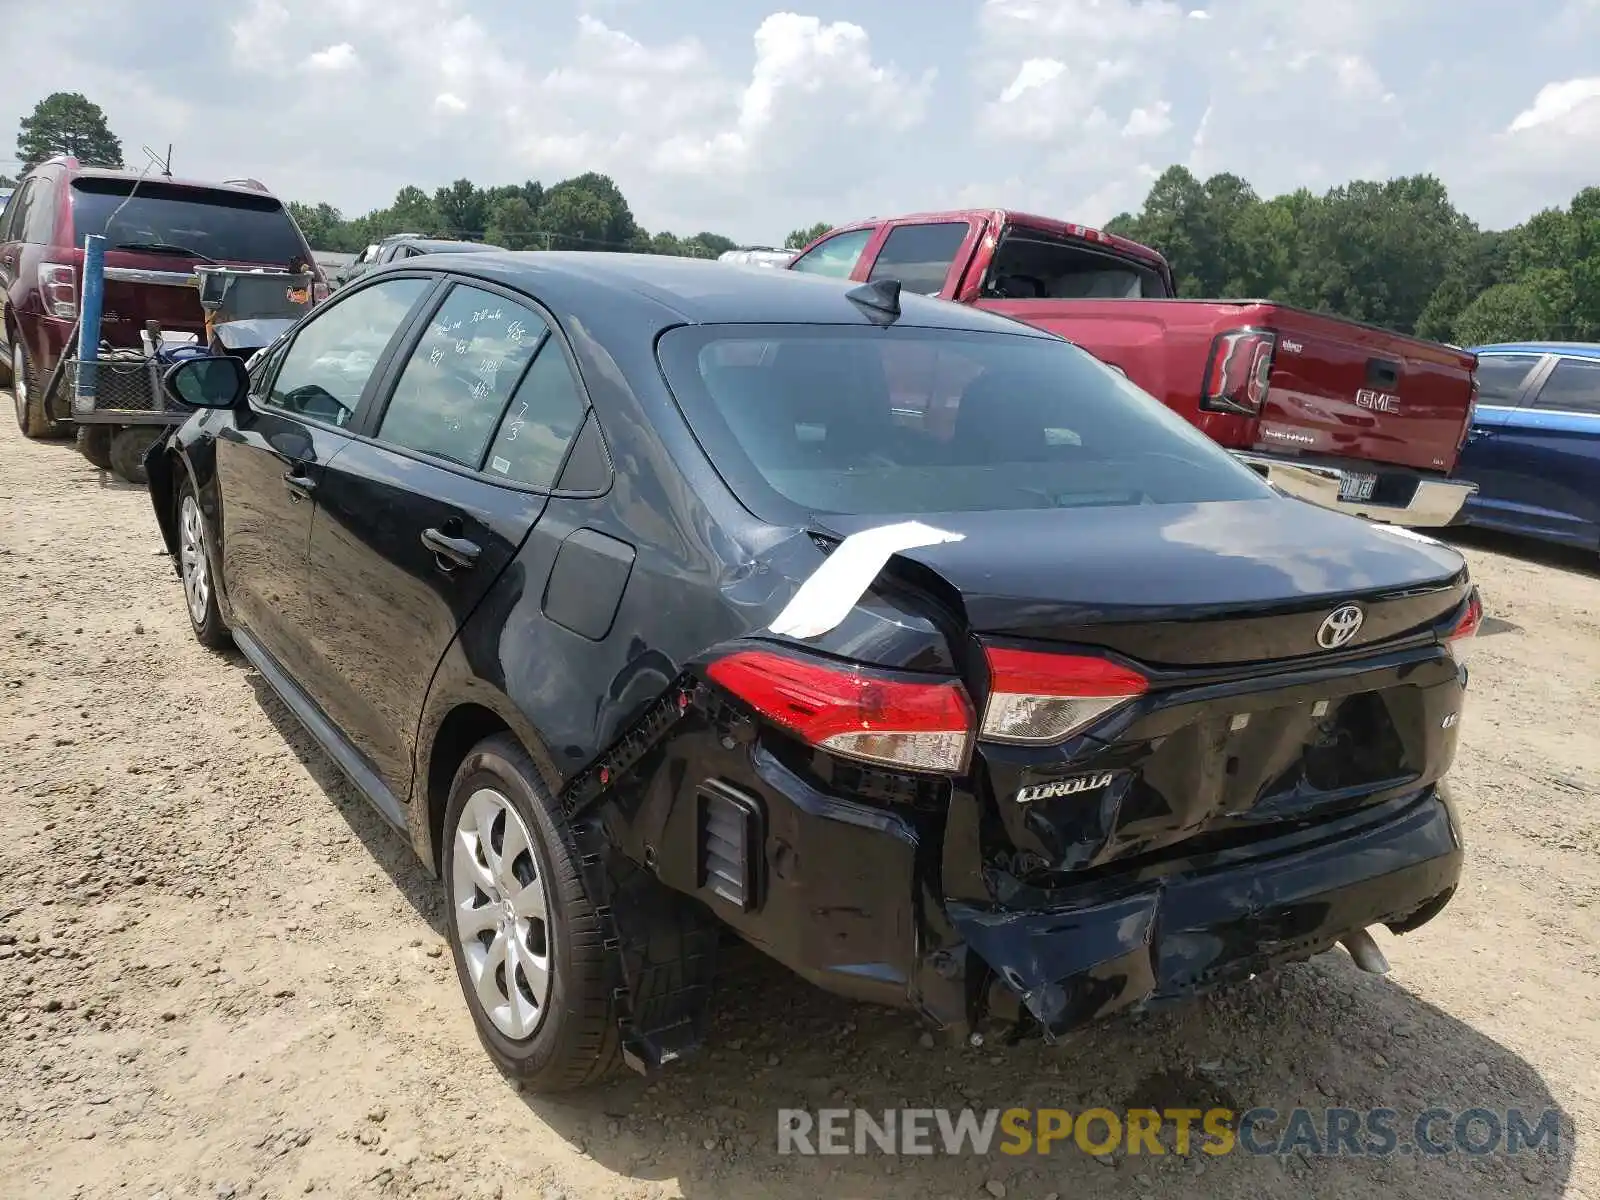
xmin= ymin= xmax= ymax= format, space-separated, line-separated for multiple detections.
xmin=1 ymin=413 xmax=1597 ymax=1200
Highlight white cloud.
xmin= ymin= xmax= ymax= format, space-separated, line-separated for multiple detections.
xmin=1508 ymin=76 xmax=1600 ymax=131
xmin=305 ymin=42 xmax=359 ymax=71
xmin=433 ymin=92 xmax=467 ymax=114
xmin=1123 ymin=101 xmax=1172 ymax=138
xmin=998 ymin=58 xmax=1065 ymax=104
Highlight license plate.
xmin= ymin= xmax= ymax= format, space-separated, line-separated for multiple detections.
xmin=1339 ymin=473 xmax=1378 ymax=502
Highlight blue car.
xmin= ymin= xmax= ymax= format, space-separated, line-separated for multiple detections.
xmin=1454 ymin=342 xmax=1600 ymax=553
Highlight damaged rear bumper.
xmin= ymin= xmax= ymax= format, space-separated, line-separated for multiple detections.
xmin=709 ymin=752 xmax=1462 ymax=1040
xmin=947 ymin=785 xmax=1463 ymax=1037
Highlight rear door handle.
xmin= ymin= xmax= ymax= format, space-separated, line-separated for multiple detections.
xmin=422 ymin=527 xmax=481 ymax=570
xmin=282 ymin=466 xmax=316 ymax=500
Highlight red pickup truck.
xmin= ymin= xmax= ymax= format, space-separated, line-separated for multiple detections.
xmin=787 ymin=209 xmax=1480 ymax=526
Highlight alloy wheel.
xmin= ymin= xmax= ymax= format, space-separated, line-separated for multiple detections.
xmin=179 ymin=494 xmax=211 ymax=625
xmin=451 ymin=787 xmax=554 ymax=1039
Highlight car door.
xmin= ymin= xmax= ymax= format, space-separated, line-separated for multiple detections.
xmin=297 ymin=277 xmax=590 ymax=805
xmin=1455 ymin=351 xmax=1546 ymax=529
xmin=0 ymin=178 xmax=34 ymax=351
xmin=1493 ymin=355 xmax=1600 ymax=545
xmin=216 ymin=274 xmax=435 ymax=678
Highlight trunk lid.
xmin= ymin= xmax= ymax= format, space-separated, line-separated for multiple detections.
xmin=816 ymin=499 xmax=1471 ymax=874
xmin=1253 ymin=307 xmax=1478 ymax=475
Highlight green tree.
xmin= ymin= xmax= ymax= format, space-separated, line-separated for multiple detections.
xmin=434 ymin=179 xmax=487 ymax=239
xmin=485 ymin=196 xmax=539 ymax=250
xmin=785 ymin=221 xmax=832 ymax=249
xmin=1452 ymin=269 xmax=1580 ymax=344
xmin=17 ymin=92 xmax=122 ymax=170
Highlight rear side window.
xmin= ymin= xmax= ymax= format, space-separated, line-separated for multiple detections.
xmin=1474 ymin=354 xmax=1541 ymax=405
xmin=70 ymin=179 xmax=308 ymax=264
xmin=656 ymin=324 xmax=1272 ymax=519
xmin=868 ymin=222 xmax=969 ymax=295
xmin=481 ymin=342 xmax=588 ymax=488
xmin=986 ymin=231 xmax=1167 ymax=300
xmin=377 ymin=284 xmax=548 ymax=469
xmin=1529 ymin=358 xmax=1600 ymax=415
xmin=789 ymin=229 xmax=872 ymax=279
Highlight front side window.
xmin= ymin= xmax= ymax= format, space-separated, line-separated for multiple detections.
xmin=1529 ymin=358 xmax=1600 ymax=415
xmin=264 ymin=277 xmax=430 ymax=426
xmin=1473 ymin=353 xmax=1542 ymax=406
xmin=376 ymin=283 xmax=549 ymax=469
xmin=868 ymin=222 xmax=969 ymax=295
xmin=657 ymin=324 xmax=1274 ymax=520
xmin=788 ymin=228 xmax=873 ymax=279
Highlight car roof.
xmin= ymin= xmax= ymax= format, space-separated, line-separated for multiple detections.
xmin=399 ymin=250 xmax=1059 ymax=334
xmin=62 ymin=165 xmax=285 ymax=200
xmin=408 ymin=239 xmax=503 ymax=253
xmin=1472 ymin=341 xmax=1600 ymax=359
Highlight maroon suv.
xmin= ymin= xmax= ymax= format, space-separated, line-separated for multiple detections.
xmin=1 ymin=156 xmax=326 ymax=443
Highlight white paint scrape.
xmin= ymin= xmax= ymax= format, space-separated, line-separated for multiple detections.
xmin=769 ymin=522 xmax=965 ymax=640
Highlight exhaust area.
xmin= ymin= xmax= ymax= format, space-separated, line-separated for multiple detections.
xmin=1340 ymin=926 xmax=1392 ymax=974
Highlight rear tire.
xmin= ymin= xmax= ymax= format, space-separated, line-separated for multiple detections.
xmin=176 ymin=476 xmax=230 ymax=650
xmin=77 ymin=425 xmax=114 ymax=471
xmin=11 ymin=337 xmax=65 ymax=439
xmin=109 ymin=426 xmax=158 ymax=485
xmin=442 ymin=734 xmax=621 ymax=1092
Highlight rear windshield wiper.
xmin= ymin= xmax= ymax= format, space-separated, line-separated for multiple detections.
xmin=112 ymin=241 xmax=219 ymax=263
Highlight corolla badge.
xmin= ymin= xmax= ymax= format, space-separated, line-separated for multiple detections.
xmin=1015 ymin=772 xmax=1115 ymax=805
xmin=1316 ymin=604 xmax=1365 ymax=649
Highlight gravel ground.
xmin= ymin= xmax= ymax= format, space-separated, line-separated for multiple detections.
xmin=1 ymin=415 xmax=1597 ymax=1200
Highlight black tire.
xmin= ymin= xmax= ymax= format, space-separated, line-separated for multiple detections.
xmin=77 ymin=424 xmax=114 ymax=471
xmin=11 ymin=336 xmax=66 ymax=439
xmin=442 ymin=734 xmax=621 ymax=1092
xmin=175 ymin=475 xmax=231 ymax=650
xmin=109 ymin=426 xmax=159 ymax=485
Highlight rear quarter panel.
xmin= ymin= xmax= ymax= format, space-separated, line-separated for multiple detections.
xmin=970 ymin=297 xmax=1260 ymax=448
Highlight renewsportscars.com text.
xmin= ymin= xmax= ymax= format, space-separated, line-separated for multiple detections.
xmin=776 ymin=1106 xmax=1562 ymax=1158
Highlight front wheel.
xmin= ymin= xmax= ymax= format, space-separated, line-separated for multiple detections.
xmin=177 ymin=477 xmax=230 ymax=650
xmin=77 ymin=424 xmax=113 ymax=471
xmin=442 ymin=734 xmax=622 ymax=1092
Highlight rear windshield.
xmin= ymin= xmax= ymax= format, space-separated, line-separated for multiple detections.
xmin=71 ymin=179 xmax=307 ymax=266
xmin=984 ymin=232 xmax=1170 ymax=300
xmin=656 ymin=324 xmax=1272 ymax=520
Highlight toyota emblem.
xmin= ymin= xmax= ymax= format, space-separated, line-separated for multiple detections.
xmin=1316 ymin=604 xmax=1365 ymax=649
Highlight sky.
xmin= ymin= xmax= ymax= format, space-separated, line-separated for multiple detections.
xmin=2 ymin=0 xmax=1597 ymax=246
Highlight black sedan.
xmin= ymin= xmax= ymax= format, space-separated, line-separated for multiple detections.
xmin=148 ymin=252 xmax=1481 ymax=1092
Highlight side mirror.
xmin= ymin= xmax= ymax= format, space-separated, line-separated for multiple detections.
xmin=162 ymin=354 xmax=248 ymax=410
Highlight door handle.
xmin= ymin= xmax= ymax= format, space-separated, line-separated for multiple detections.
xmin=282 ymin=467 xmax=316 ymax=501
xmin=422 ymin=527 xmax=481 ymax=570
xmin=1467 ymin=428 xmax=1494 ymax=444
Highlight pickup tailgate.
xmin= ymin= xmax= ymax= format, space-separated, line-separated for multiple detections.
xmin=1253 ymin=307 xmax=1477 ymax=474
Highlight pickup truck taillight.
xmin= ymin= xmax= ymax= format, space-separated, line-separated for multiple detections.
xmin=1459 ymin=371 xmax=1479 ymax=453
xmin=312 ymin=280 xmax=330 ymax=304
xmin=1201 ymin=328 xmax=1277 ymax=417
xmin=707 ymin=648 xmax=975 ymax=774
xmin=38 ymin=262 xmax=77 ymax=320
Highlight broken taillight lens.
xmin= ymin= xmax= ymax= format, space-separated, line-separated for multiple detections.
xmin=707 ymin=649 xmax=975 ymax=774
xmin=1444 ymin=588 xmax=1483 ymax=662
xmin=981 ymin=647 xmax=1148 ymax=745
xmin=38 ymin=262 xmax=77 ymax=319
xmin=1201 ymin=328 xmax=1277 ymax=416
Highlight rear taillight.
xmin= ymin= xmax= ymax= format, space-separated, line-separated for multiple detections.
xmin=38 ymin=262 xmax=77 ymax=319
xmin=1444 ymin=588 xmax=1483 ymax=661
xmin=312 ymin=280 xmax=330 ymax=304
xmin=1201 ymin=328 xmax=1277 ymax=417
xmin=706 ymin=649 xmax=974 ymax=773
xmin=981 ymin=647 xmax=1148 ymax=745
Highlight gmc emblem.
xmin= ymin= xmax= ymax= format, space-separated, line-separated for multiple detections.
xmin=1354 ymin=389 xmax=1400 ymax=414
